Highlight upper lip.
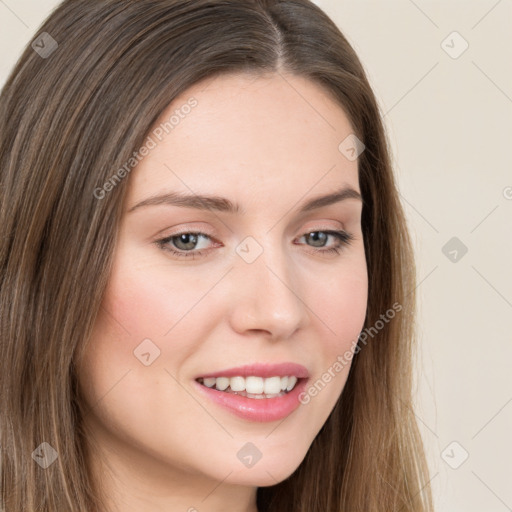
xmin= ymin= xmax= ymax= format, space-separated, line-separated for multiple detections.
xmin=196 ymin=363 xmax=309 ymax=380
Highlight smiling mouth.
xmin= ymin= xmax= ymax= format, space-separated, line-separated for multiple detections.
xmin=196 ymin=375 xmax=300 ymax=399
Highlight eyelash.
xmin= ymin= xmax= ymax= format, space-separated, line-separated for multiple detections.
xmin=155 ymin=229 xmax=355 ymax=260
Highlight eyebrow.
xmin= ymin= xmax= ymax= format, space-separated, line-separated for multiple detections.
xmin=128 ymin=186 xmax=362 ymax=215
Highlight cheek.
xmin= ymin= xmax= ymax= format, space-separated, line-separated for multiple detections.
xmin=76 ymin=267 xmax=196 ymax=456
xmin=102 ymin=265 xmax=173 ymax=338
xmin=99 ymin=254 xmax=206 ymax=341
xmin=328 ymin=275 xmax=367 ymax=343
xmin=301 ymin=260 xmax=367 ymax=403
xmin=314 ymin=258 xmax=368 ymax=351
xmin=77 ymin=250 xmax=217 ymax=407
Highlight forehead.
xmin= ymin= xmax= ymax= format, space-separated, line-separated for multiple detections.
xmin=125 ymin=72 xmax=360 ymax=211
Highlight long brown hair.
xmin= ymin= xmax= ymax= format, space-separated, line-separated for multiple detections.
xmin=0 ymin=1 xmax=433 ymax=510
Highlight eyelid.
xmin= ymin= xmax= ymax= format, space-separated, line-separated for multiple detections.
xmin=153 ymin=222 xmax=217 ymax=239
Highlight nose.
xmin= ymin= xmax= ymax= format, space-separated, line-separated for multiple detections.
xmin=227 ymin=241 xmax=309 ymax=340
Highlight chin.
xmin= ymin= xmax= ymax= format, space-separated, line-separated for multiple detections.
xmin=226 ymin=454 xmax=306 ymax=487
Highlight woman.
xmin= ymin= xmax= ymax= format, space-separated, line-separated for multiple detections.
xmin=0 ymin=0 xmax=434 ymax=510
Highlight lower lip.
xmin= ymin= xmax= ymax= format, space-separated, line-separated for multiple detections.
xmin=193 ymin=378 xmax=308 ymax=422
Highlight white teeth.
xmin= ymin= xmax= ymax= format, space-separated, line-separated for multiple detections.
xmin=263 ymin=376 xmax=282 ymax=395
xmin=286 ymin=376 xmax=297 ymax=391
xmin=245 ymin=376 xmax=264 ymax=394
xmin=215 ymin=377 xmax=230 ymax=391
xmin=198 ymin=375 xmax=300 ymax=395
xmin=230 ymin=376 xmax=245 ymax=392
xmin=203 ymin=377 xmax=216 ymax=388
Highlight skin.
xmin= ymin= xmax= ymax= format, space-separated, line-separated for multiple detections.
xmin=77 ymin=72 xmax=368 ymax=512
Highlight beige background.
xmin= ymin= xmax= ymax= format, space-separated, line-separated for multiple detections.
xmin=1 ymin=1 xmax=511 ymax=510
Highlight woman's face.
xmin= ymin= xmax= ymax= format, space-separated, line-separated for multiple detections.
xmin=78 ymin=72 xmax=368 ymax=502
